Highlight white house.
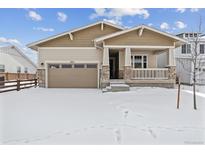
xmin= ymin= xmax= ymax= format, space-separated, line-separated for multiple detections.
xmin=0 ymin=45 xmax=37 ymax=74
xmin=175 ymin=33 xmax=205 ymax=85
xmin=157 ymin=33 xmax=205 ymax=85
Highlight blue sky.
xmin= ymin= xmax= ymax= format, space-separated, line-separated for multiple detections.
xmin=0 ymin=8 xmax=204 ymax=63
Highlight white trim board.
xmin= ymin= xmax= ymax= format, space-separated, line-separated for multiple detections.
xmin=104 ymin=45 xmax=175 ymax=49
xmin=38 ymin=47 xmax=97 ymax=50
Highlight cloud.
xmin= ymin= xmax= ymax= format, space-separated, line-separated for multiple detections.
xmin=57 ymin=12 xmax=67 ymax=22
xmin=190 ymin=8 xmax=199 ymax=12
xmin=103 ymin=18 xmax=122 ymax=25
xmin=33 ymin=27 xmax=55 ymax=32
xmin=176 ymin=8 xmax=186 ymax=13
xmin=160 ymin=22 xmax=169 ymax=30
xmin=175 ymin=21 xmax=187 ymax=29
xmin=90 ymin=8 xmax=150 ymax=26
xmin=91 ymin=8 xmax=150 ymax=19
xmin=0 ymin=37 xmax=22 ymax=45
xmin=148 ymin=23 xmax=153 ymax=27
xmin=28 ymin=10 xmax=42 ymax=21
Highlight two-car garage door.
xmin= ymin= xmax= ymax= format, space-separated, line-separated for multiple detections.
xmin=48 ymin=63 xmax=98 ymax=88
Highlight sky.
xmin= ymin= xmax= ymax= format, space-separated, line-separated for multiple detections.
xmin=0 ymin=8 xmax=205 ymax=63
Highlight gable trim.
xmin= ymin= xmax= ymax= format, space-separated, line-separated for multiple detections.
xmin=94 ymin=25 xmax=187 ymax=43
xmin=27 ymin=21 xmax=124 ymax=49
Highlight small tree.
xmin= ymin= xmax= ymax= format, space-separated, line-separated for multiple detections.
xmin=177 ymin=17 xmax=205 ymax=110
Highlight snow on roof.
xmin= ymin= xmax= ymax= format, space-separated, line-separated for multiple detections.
xmin=0 ymin=45 xmax=37 ymax=68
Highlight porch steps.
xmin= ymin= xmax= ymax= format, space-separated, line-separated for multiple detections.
xmin=103 ymin=81 xmax=130 ymax=92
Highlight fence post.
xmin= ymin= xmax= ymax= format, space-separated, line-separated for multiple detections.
xmin=17 ymin=79 xmax=20 ymax=91
xmin=17 ymin=72 xmax=20 ymax=79
xmin=34 ymin=78 xmax=37 ymax=88
xmin=6 ymin=72 xmax=8 ymax=80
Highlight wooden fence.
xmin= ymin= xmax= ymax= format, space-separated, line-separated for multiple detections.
xmin=0 ymin=79 xmax=38 ymax=93
xmin=0 ymin=72 xmax=36 ymax=81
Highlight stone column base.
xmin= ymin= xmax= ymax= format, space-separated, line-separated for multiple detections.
xmin=167 ymin=66 xmax=176 ymax=81
xmin=124 ymin=66 xmax=132 ymax=80
xmin=101 ymin=65 xmax=109 ymax=81
xmin=37 ymin=69 xmax=45 ymax=87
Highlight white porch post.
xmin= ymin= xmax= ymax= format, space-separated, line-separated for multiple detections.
xmin=103 ymin=47 xmax=109 ymax=66
xmin=125 ymin=48 xmax=131 ymax=66
xmin=124 ymin=48 xmax=132 ymax=80
xmin=167 ymin=48 xmax=175 ymax=66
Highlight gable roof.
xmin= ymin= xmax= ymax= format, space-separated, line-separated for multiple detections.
xmin=94 ymin=24 xmax=187 ymax=43
xmin=27 ymin=21 xmax=124 ymax=50
xmin=0 ymin=45 xmax=37 ymax=68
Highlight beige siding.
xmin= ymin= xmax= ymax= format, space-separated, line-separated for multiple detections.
xmin=131 ymin=49 xmax=157 ymax=68
xmin=38 ymin=48 xmax=102 ymax=69
xmin=105 ymin=29 xmax=174 ymax=46
xmin=38 ymin=24 xmax=121 ymax=47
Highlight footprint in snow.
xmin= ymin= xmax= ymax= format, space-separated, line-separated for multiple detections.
xmin=114 ymin=128 xmax=122 ymax=144
xmin=148 ymin=128 xmax=157 ymax=139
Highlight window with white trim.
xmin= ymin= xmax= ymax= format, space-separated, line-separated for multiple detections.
xmin=182 ymin=44 xmax=191 ymax=54
xmin=131 ymin=55 xmax=147 ymax=68
xmin=200 ymin=44 xmax=205 ymax=54
xmin=24 ymin=67 xmax=28 ymax=73
xmin=0 ymin=64 xmax=5 ymax=72
xmin=17 ymin=66 xmax=21 ymax=73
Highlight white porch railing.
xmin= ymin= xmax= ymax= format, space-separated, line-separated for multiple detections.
xmin=131 ymin=68 xmax=169 ymax=80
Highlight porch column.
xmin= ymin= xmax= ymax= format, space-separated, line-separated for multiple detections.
xmin=167 ymin=48 xmax=176 ymax=81
xmin=167 ymin=48 xmax=175 ymax=66
xmin=102 ymin=47 xmax=109 ymax=81
xmin=124 ymin=48 xmax=132 ymax=80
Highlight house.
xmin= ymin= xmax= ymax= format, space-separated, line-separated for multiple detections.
xmin=27 ymin=21 xmax=185 ymax=88
xmin=0 ymin=45 xmax=37 ymax=74
xmin=175 ymin=33 xmax=205 ymax=85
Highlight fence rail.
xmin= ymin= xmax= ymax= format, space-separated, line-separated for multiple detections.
xmin=0 ymin=72 xmax=36 ymax=81
xmin=0 ymin=79 xmax=38 ymax=93
xmin=131 ymin=68 xmax=169 ymax=80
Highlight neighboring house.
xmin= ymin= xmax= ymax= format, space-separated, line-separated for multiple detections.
xmin=174 ymin=33 xmax=205 ymax=85
xmin=0 ymin=45 xmax=37 ymax=74
xmin=28 ymin=21 xmax=185 ymax=88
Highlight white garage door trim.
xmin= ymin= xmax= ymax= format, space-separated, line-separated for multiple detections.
xmin=45 ymin=61 xmax=100 ymax=88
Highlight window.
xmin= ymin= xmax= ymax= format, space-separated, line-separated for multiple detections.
xmin=190 ymin=33 xmax=193 ymax=37
xmin=24 ymin=67 xmax=28 ymax=73
xmin=182 ymin=44 xmax=191 ymax=54
xmin=86 ymin=64 xmax=97 ymax=68
xmin=17 ymin=66 xmax=21 ymax=73
xmin=187 ymin=44 xmax=191 ymax=53
xmin=131 ymin=55 xmax=147 ymax=68
xmin=200 ymin=44 xmax=205 ymax=54
xmin=74 ymin=64 xmax=85 ymax=68
xmin=48 ymin=64 xmax=60 ymax=68
xmin=194 ymin=33 xmax=198 ymax=37
xmin=0 ymin=64 xmax=5 ymax=72
xmin=185 ymin=33 xmax=189 ymax=38
xmin=62 ymin=64 xmax=72 ymax=68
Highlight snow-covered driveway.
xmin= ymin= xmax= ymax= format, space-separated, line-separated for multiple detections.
xmin=0 ymin=87 xmax=205 ymax=144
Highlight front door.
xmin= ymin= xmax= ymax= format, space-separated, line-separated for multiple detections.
xmin=109 ymin=51 xmax=119 ymax=79
xmin=109 ymin=58 xmax=116 ymax=79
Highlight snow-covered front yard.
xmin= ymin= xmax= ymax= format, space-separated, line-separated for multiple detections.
xmin=0 ymin=87 xmax=205 ymax=145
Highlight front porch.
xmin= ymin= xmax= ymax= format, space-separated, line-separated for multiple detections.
xmin=100 ymin=47 xmax=176 ymax=88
